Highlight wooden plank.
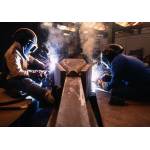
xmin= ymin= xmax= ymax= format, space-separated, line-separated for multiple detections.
xmin=0 ymin=88 xmax=24 ymax=105
xmin=0 ymin=99 xmax=32 ymax=127
xmin=96 ymin=89 xmax=150 ymax=127
xmin=54 ymin=63 xmax=66 ymax=87
xmin=81 ymin=63 xmax=92 ymax=100
xmin=56 ymin=76 xmax=90 ymax=127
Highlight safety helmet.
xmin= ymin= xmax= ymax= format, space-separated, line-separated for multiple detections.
xmin=101 ymin=44 xmax=124 ymax=69
xmin=13 ymin=28 xmax=38 ymax=60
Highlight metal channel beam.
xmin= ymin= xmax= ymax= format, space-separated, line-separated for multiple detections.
xmin=55 ymin=76 xmax=90 ymax=127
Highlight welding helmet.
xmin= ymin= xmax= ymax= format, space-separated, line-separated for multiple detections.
xmin=13 ymin=28 xmax=38 ymax=60
xmin=101 ymin=44 xmax=124 ymax=69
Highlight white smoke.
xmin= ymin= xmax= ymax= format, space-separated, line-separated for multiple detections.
xmin=40 ymin=22 xmax=69 ymax=57
xmin=79 ymin=22 xmax=96 ymax=63
xmin=40 ymin=22 xmax=100 ymax=63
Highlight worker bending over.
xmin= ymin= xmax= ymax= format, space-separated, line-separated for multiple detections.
xmin=0 ymin=28 xmax=62 ymax=106
xmin=99 ymin=44 xmax=150 ymax=105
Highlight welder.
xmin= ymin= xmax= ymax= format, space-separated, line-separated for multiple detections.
xmin=99 ymin=44 xmax=150 ymax=105
xmin=0 ymin=28 xmax=62 ymax=106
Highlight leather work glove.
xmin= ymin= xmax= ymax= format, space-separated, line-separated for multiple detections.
xmin=98 ymin=79 xmax=109 ymax=91
xmin=37 ymin=70 xmax=48 ymax=79
xmin=29 ymin=70 xmax=48 ymax=79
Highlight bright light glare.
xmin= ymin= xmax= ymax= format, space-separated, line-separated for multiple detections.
xmin=59 ymin=25 xmax=66 ymax=30
xmin=92 ymin=63 xmax=99 ymax=82
xmin=50 ymin=55 xmax=58 ymax=70
xmin=132 ymin=22 xmax=139 ymax=26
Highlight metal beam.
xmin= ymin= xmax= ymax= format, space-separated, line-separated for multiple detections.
xmin=55 ymin=76 xmax=90 ymax=127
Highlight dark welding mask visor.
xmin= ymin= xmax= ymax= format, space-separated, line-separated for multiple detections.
xmin=100 ymin=53 xmax=110 ymax=69
xmin=28 ymin=40 xmax=38 ymax=53
xmin=30 ymin=45 xmax=38 ymax=53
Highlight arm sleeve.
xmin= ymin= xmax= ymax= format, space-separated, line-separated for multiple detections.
xmin=29 ymin=55 xmax=46 ymax=70
xmin=107 ymin=62 xmax=124 ymax=90
xmin=6 ymin=54 xmax=38 ymax=79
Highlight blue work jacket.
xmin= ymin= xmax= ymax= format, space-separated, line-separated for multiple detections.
xmin=107 ymin=53 xmax=150 ymax=93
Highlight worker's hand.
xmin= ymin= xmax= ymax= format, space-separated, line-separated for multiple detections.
xmin=98 ymin=79 xmax=103 ymax=88
xmin=29 ymin=70 xmax=47 ymax=79
xmin=98 ymin=79 xmax=109 ymax=91
xmin=102 ymin=82 xmax=109 ymax=91
xmin=36 ymin=70 xmax=48 ymax=79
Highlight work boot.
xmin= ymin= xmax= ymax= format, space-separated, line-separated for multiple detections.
xmin=109 ymin=96 xmax=128 ymax=106
xmin=7 ymin=88 xmax=22 ymax=98
xmin=45 ymin=90 xmax=55 ymax=105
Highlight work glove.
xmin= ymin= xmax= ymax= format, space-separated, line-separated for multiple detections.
xmin=37 ymin=70 xmax=48 ymax=79
xmin=29 ymin=70 xmax=47 ymax=79
xmin=98 ymin=79 xmax=109 ymax=91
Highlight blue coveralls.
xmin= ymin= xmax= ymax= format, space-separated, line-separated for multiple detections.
xmin=107 ymin=53 xmax=150 ymax=101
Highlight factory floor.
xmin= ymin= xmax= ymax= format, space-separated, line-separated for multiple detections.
xmin=26 ymin=97 xmax=102 ymax=127
xmin=25 ymin=83 xmax=103 ymax=127
xmin=26 ymin=100 xmax=102 ymax=127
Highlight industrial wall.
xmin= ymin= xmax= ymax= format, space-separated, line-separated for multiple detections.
xmin=99 ymin=32 xmax=150 ymax=56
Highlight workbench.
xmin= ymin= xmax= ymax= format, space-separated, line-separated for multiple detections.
xmin=0 ymin=88 xmax=38 ymax=127
xmin=96 ymin=89 xmax=150 ymax=127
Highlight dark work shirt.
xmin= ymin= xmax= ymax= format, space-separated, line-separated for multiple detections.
xmin=107 ymin=53 xmax=150 ymax=93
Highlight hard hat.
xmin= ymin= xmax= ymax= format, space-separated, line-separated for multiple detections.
xmin=13 ymin=28 xmax=38 ymax=60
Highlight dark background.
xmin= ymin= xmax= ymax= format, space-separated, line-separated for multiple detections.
xmin=0 ymin=22 xmax=48 ymax=71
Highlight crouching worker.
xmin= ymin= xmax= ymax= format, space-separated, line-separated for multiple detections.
xmin=99 ymin=44 xmax=150 ymax=105
xmin=0 ymin=28 xmax=62 ymax=106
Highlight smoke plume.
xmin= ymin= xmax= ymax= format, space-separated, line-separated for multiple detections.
xmin=79 ymin=22 xmax=96 ymax=63
xmin=40 ymin=22 xmax=69 ymax=57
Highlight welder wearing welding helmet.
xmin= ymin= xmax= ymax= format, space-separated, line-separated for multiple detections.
xmin=1 ymin=28 xmax=62 ymax=105
xmin=100 ymin=44 xmax=150 ymax=105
